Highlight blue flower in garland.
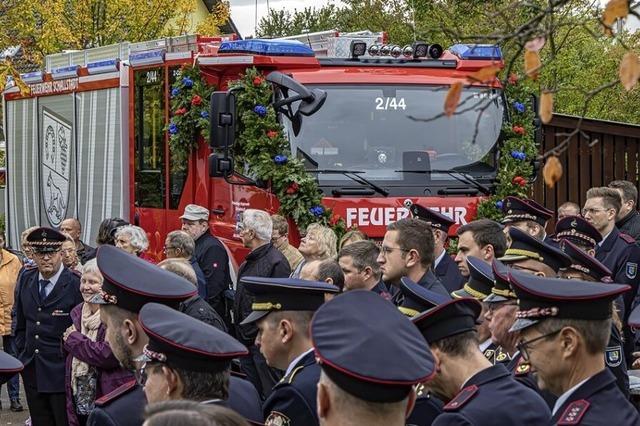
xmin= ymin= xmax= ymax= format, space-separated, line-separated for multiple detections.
xmin=310 ymin=205 xmax=325 ymax=217
xmin=518 ymin=152 xmax=527 ymax=160
xmin=513 ymin=101 xmax=525 ymax=113
xmin=254 ymin=105 xmax=267 ymax=117
xmin=168 ymin=123 xmax=179 ymax=134
xmin=171 ymin=88 xmax=181 ymax=98
xmin=182 ymin=77 xmax=193 ymax=88
xmin=510 ymin=151 xmax=527 ymax=161
xmin=200 ymin=110 xmax=209 ymax=119
xmin=274 ymin=155 xmax=288 ymax=165
xmin=495 ymin=200 xmax=504 ymax=210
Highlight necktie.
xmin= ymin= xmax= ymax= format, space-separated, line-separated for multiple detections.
xmin=39 ymin=280 xmax=50 ymax=302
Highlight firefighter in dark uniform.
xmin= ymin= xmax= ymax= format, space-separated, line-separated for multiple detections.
xmin=135 ymin=302 xmax=263 ymax=425
xmin=411 ymin=297 xmax=551 ymax=425
xmin=410 ymin=203 xmax=465 ymax=293
xmin=0 ymin=351 xmax=23 ymax=386
xmin=397 ymin=276 xmax=450 ymax=318
xmin=509 ymin=271 xmax=640 ymax=425
xmin=551 ymin=215 xmax=602 ymax=253
xmin=14 ymin=227 xmax=83 ymax=426
xmin=311 ymin=290 xmax=435 ymax=426
xmin=558 ymin=239 xmax=629 ymax=399
xmin=452 ymin=256 xmax=496 ymax=362
xmin=87 ymin=245 xmax=198 ymax=426
xmin=500 ymin=196 xmax=553 ymax=241
xmin=239 ymin=277 xmax=340 ymax=426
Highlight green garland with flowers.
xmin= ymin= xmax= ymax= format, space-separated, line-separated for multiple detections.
xmin=475 ymin=73 xmax=538 ymax=221
xmin=229 ymin=67 xmax=346 ymax=233
xmin=166 ymin=65 xmax=215 ymax=172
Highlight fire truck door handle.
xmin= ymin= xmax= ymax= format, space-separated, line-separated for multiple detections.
xmin=211 ymin=208 xmax=225 ymax=216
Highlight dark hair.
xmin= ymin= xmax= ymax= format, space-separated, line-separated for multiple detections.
xmin=145 ymin=400 xmax=250 ymax=426
xmin=338 ymin=240 xmax=380 ymax=277
xmin=166 ymin=230 xmax=195 ymax=258
xmin=387 ymin=219 xmax=435 ymax=268
xmin=586 ymin=187 xmax=622 ymax=214
xmin=267 ymin=310 xmax=314 ymax=336
xmin=609 ymin=180 xmax=638 ymax=205
xmin=456 ymin=219 xmax=507 ymax=258
xmin=167 ymin=364 xmax=230 ymax=401
xmin=429 ymin=330 xmax=479 ymax=357
xmin=96 ymin=217 xmax=130 ymax=246
xmin=535 ymin=318 xmax=611 ymax=355
xmin=317 ymin=258 xmax=345 ymax=290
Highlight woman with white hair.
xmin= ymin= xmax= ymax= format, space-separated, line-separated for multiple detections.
xmin=291 ymin=223 xmax=338 ymax=278
xmin=114 ymin=225 xmax=155 ymax=263
xmin=233 ymin=209 xmax=291 ymax=398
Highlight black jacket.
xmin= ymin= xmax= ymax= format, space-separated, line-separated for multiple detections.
xmin=234 ymin=243 xmax=291 ymax=345
xmin=179 ymin=295 xmax=227 ymax=332
xmin=194 ymin=230 xmax=232 ymax=302
xmin=616 ymin=210 xmax=640 ymax=243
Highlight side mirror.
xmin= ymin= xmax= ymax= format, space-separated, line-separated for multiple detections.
xmin=209 ymin=154 xmax=234 ymax=178
xmin=210 ymin=91 xmax=236 ymax=149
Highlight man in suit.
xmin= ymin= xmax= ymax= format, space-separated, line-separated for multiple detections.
xmin=409 ymin=203 xmax=465 ymax=293
xmin=14 ymin=227 xmax=83 ymax=426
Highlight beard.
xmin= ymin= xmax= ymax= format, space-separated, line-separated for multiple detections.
xmin=111 ymin=330 xmax=136 ymax=371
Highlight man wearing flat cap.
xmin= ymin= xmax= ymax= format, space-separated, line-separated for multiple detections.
xmin=312 ymin=291 xmax=435 ymax=426
xmin=180 ymin=203 xmax=232 ymax=320
xmin=410 ymin=203 xmax=465 ymax=293
xmin=14 ymin=227 xmax=83 ymax=426
xmin=412 ymin=298 xmax=551 ymax=425
xmin=510 ymin=271 xmax=639 ymax=424
xmin=241 ymin=277 xmax=340 ymax=426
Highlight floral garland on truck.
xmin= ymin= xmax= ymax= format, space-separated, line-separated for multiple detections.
xmin=229 ymin=67 xmax=345 ymax=233
xmin=475 ymin=73 xmax=538 ymax=221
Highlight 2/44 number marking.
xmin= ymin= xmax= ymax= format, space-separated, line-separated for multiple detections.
xmin=375 ymin=97 xmax=406 ymax=110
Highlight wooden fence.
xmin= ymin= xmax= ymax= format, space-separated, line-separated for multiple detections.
xmin=532 ymin=114 xmax=640 ymax=218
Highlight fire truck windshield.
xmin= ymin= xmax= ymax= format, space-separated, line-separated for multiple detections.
xmin=284 ymin=84 xmax=504 ymax=186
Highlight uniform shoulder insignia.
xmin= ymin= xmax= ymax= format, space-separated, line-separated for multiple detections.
xmin=483 ymin=348 xmax=495 ymax=362
xmin=605 ymin=345 xmax=622 ymax=367
xmin=515 ymin=358 xmax=531 ymax=376
xmin=95 ymin=379 xmax=137 ymax=406
xmin=265 ymin=410 xmax=291 ymax=426
xmin=620 ymin=233 xmax=636 ymax=244
xmin=443 ymin=385 xmax=478 ymax=411
xmin=557 ymin=399 xmax=590 ymax=425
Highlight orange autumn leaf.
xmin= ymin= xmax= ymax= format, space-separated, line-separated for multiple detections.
xmin=444 ymin=82 xmax=463 ymax=117
xmin=619 ymin=51 xmax=640 ymax=91
xmin=602 ymin=0 xmax=629 ymax=35
xmin=524 ymin=50 xmax=541 ymax=80
xmin=543 ymin=156 xmax=563 ymax=188
xmin=539 ymin=91 xmax=554 ymax=124
xmin=467 ymin=65 xmax=501 ymax=83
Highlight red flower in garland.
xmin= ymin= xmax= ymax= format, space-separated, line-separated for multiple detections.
xmin=174 ymin=107 xmax=188 ymax=116
xmin=512 ymin=176 xmax=527 ymax=187
xmin=285 ymin=182 xmax=300 ymax=194
xmin=508 ymin=73 xmax=518 ymax=85
xmin=329 ymin=213 xmax=340 ymax=225
xmin=267 ymin=130 xmax=279 ymax=139
xmin=512 ymin=125 xmax=526 ymax=136
xmin=191 ymin=95 xmax=202 ymax=106
xmin=253 ymin=76 xmax=264 ymax=86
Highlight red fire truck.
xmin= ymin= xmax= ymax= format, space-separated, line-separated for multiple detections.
xmin=2 ymin=31 xmax=505 ymax=269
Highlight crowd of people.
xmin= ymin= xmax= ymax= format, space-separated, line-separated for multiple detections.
xmin=1 ymin=179 xmax=640 ymax=425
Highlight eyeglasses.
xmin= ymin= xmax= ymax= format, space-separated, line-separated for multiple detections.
xmin=581 ymin=207 xmax=610 ymax=216
xmin=517 ymin=329 xmax=562 ymax=361
xmin=61 ymin=248 xmax=76 ymax=255
xmin=380 ymin=246 xmax=410 ymax=256
xmin=487 ymin=301 xmax=518 ymax=314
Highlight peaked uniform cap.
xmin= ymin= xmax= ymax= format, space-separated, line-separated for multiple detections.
xmin=501 ymin=196 xmax=553 ymax=226
xmin=484 ymin=260 xmax=515 ymax=303
xmin=399 ymin=277 xmax=451 ymax=317
xmin=137 ymin=303 xmax=248 ymax=372
xmin=26 ymin=227 xmax=66 ymax=252
xmin=311 ymin=290 xmax=435 ymax=403
xmin=559 ymin=239 xmax=612 ymax=282
xmin=499 ymin=227 xmax=572 ymax=273
xmin=452 ymin=256 xmax=494 ymax=300
xmin=410 ymin=203 xmax=455 ymax=232
xmin=412 ymin=298 xmax=482 ymax=343
xmin=0 ymin=351 xmax=23 ymax=383
xmin=508 ymin=270 xmax=629 ymax=332
xmin=554 ymin=216 xmax=602 ymax=250
xmin=92 ymin=245 xmax=197 ymax=313
xmin=239 ymin=277 xmax=340 ymax=325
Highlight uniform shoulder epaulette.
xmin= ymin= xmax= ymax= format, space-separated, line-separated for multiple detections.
xmin=443 ymin=385 xmax=478 ymax=411
xmin=95 ymin=379 xmax=137 ymax=406
xmin=557 ymin=399 xmax=590 ymax=425
xmin=279 ymin=365 xmax=305 ymax=386
xmin=619 ymin=233 xmax=636 ymax=244
xmin=515 ymin=358 xmax=531 ymax=376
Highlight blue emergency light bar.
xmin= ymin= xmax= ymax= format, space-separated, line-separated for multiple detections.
xmin=129 ymin=49 xmax=165 ymax=67
xmin=449 ymin=44 xmax=502 ymax=60
xmin=51 ymin=65 xmax=80 ymax=80
xmin=20 ymin=71 xmax=44 ymax=84
xmin=87 ymin=58 xmax=119 ymax=75
xmin=218 ymin=39 xmax=315 ymax=57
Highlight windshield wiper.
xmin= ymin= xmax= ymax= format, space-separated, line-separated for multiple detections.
xmin=306 ymin=169 xmax=389 ymax=197
xmin=396 ymin=169 xmax=492 ymax=196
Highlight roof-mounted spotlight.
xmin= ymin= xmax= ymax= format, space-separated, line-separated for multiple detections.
xmin=402 ymin=45 xmax=414 ymax=58
xmin=427 ymin=44 xmax=443 ymax=59
xmin=380 ymin=45 xmax=391 ymax=56
xmin=411 ymin=42 xmax=444 ymax=59
xmin=390 ymin=45 xmax=402 ymax=58
xmin=368 ymin=44 xmax=381 ymax=56
xmin=350 ymin=40 xmax=367 ymax=59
